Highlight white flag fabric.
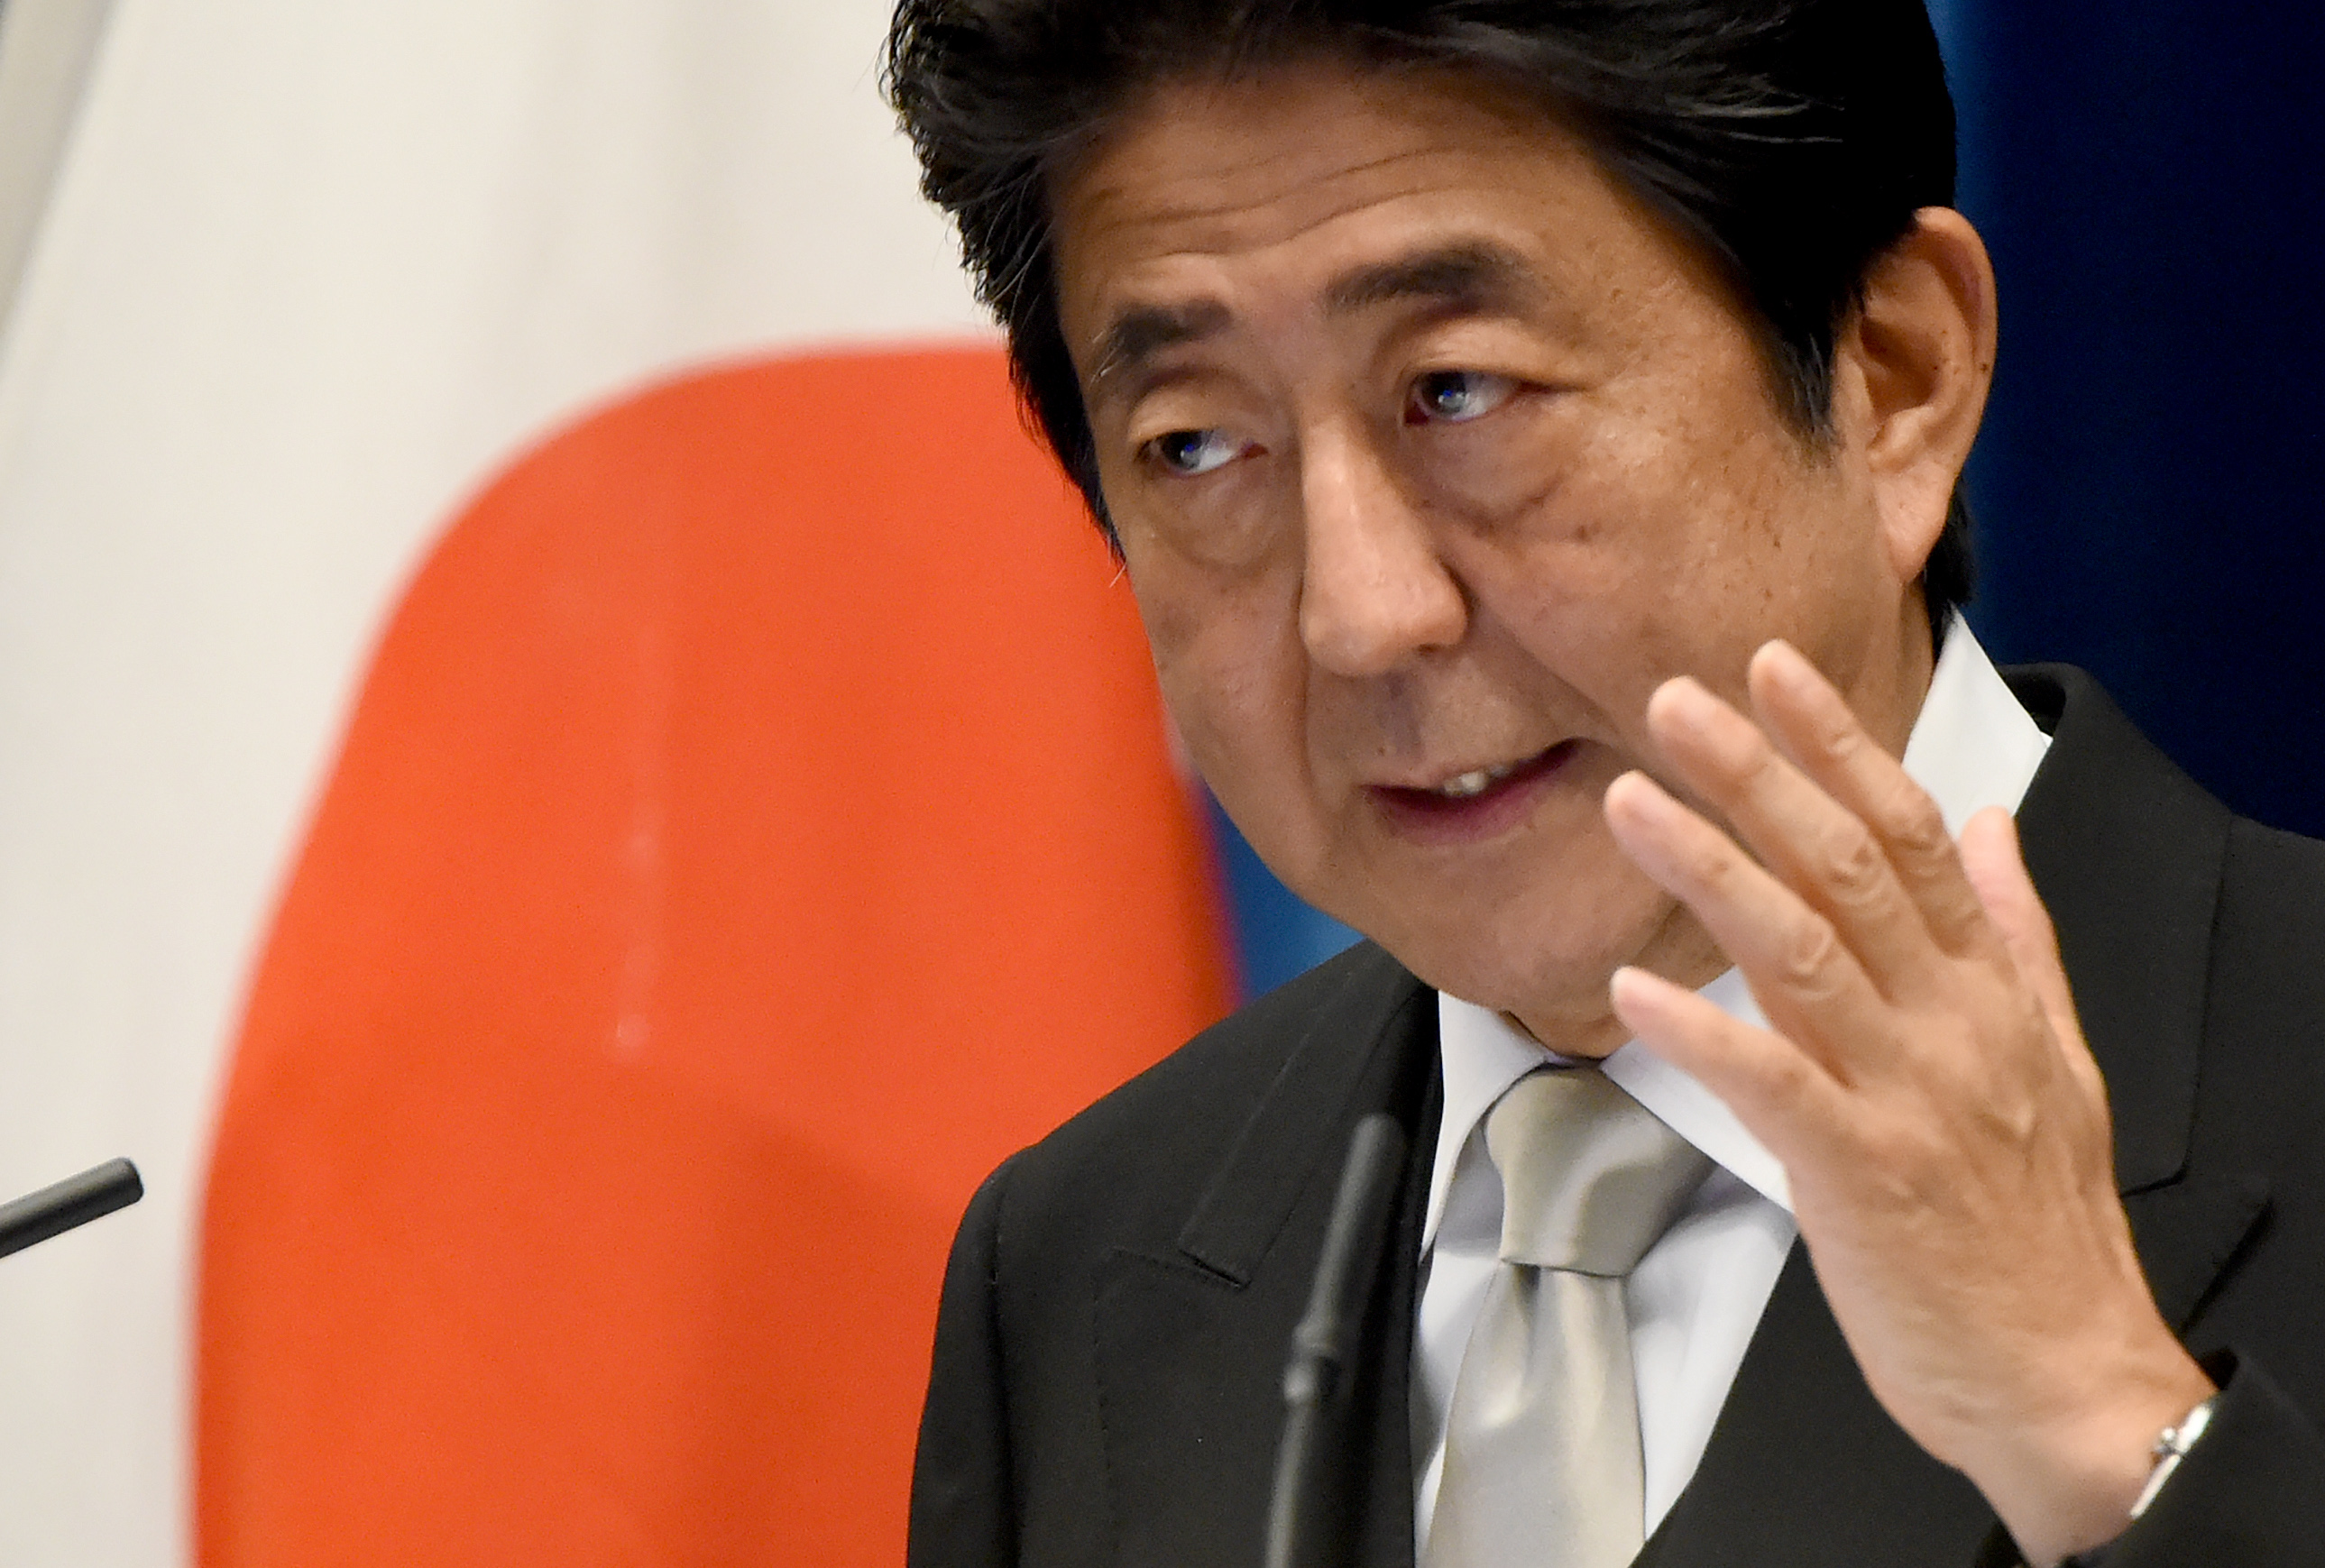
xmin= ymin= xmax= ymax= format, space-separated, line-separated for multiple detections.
xmin=0 ymin=3 xmax=1232 ymax=1563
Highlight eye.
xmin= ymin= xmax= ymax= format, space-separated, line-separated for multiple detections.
xmin=1408 ymin=370 xmax=1518 ymax=425
xmin=1145 ymin=428 xmax=1247 ymax=477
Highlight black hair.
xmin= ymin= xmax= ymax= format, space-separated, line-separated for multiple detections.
xmin=884 ymin=0 xmax=1974 ymax=646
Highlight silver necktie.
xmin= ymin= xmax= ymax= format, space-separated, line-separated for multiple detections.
xmin=1425 ymin=1068 xmax=1713 ymax=1568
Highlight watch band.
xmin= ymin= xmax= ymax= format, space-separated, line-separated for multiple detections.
xmin=2128 ymin=1392 xmax=2219 ymax=1522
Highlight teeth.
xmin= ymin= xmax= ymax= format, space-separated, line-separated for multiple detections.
xmin=1436 ymin=765 xmax=1509 ymax=800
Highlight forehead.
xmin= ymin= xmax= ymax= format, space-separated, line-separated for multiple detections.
xmin=1046 ymin=63 xmax=1696 ymax=366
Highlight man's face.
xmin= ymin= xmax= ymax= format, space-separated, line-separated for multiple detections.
xmin=1050 ymin=63 xmax=1934 ymax=1044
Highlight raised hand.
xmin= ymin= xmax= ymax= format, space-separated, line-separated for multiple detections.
xmin=1601 ymin=638 xmax=2213 ymax=1567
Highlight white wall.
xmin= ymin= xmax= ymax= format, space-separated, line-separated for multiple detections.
xmin=0 ymin=3 xmax=983 ymax=1559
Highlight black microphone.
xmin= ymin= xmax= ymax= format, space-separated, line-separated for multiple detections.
xmin=1264 ymin=1112 xmax=1409 ymax=1568
xmin=0 ymin=1159 xmax=143 ymax=1261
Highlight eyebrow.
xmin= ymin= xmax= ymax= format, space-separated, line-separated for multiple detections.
xmin=1089 ymin=300 xmax=1234 ymax=391
xmin=1319 ymin=241 xmax=1539 ymax=317
xmin=1084 ymin=240 xmax=1542 ymax=394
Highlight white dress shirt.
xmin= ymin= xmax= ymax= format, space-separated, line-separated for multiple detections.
xmin=1412 ymin=623 xmax=2054 ymax=1553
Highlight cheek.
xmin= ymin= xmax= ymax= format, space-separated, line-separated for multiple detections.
xmin=1126 ymin=559 xmax=1307 ymax=791
xmin=1124 ymin=557 xmax=1201 ymax=673
xmin=1466 ymin=437 xmax=1831 ymax=747
xmin=1575 ymin=408 xmax=1855 ymax=654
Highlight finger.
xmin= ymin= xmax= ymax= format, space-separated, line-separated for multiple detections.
xmin=1957 ymin=808 xmax=2103 ymax=1096
xmin=1608 ymin=964 xmax=1850 ymax=1173
xmin=1747 ymin=640 xmax=1998 ymax=959
xmin=1645 ymin=674 xmax=1934 ymax=995
xmin=1957 ymin=809 xmax=2074 ymax=1032
xmin=1604 ymin=768 xmax=1894 ymax=1080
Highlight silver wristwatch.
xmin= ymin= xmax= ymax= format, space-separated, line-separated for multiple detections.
xmin=2128 ymin=1393 xmax=2219 ymax=1522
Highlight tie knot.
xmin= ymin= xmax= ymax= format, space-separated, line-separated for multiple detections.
xmin=1484 ymin=1068 xmax=1711 ymax=1276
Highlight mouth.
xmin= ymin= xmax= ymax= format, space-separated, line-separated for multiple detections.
xmin=1367 ymin=740 xmax=1582 ymax=839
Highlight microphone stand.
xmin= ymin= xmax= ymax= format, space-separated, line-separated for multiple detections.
xmin=1264 ymin=1113 xmax=1408 ymax=1568
xmin=0 ymin=1159 xmax=143 ymax=1261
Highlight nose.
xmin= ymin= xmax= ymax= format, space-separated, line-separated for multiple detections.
xmin=1296 ymin=421 xmax=1467 ymax=676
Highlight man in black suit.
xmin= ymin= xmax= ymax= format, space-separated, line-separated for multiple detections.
xmin=884 ymin=2 xmax=2325 ymax=1563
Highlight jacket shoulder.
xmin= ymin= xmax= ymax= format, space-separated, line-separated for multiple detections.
xmin=988 ymin=940 xmax=1418 ymax=1237
xmin=2191 ymin=812 xmax=2325 ymax=1157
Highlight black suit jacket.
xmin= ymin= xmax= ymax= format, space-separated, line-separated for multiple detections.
xmin=909 ymin=668 xmax=2325 ymax=1567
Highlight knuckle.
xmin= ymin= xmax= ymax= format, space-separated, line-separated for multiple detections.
xmin=1820 ymin=712 xmax=1865 ymax=763
xmin=1677 ymin=830 xmax=1732 ymax=889
xmin=1758 ymin=1045 xmax=1806 ymax=1091
xmin=1774 ymin=915 xmax=1844 ymax=993
xmin=1762 ymin=1046 xmax=1824 ymax=1107
xmin=1817 ymin=822 xmax=1889 ymax=904
xmin=1881 ymin=782 xmax=1951 ymax=860
xmin=1974 ymin=1089 xmax=2045 ymax=1151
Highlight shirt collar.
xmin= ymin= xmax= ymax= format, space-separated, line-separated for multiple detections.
xmin=1427 ymin=621 xmax=2051 ymax=1241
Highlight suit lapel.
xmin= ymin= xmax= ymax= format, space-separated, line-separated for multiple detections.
xmin=2008 ymin=667 xmax=2274 ymax=1332
xmin=1643 ymin=668 xmax=2269 ymax=1568
xmin=1636 ymin=1243 xmax=1993 ymax=1568
xmin=1091 ymin=944 xmax=1439 ymax=1568
xmin=2006 ymin=665 xmax=2228 ymax=1193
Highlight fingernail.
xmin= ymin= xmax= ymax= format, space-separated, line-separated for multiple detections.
xmin=1604 ymin=769 xmax=1677 ymax=824
xmin=1609 ymin=964 xmax=1673 ymax=1016
xmin=1759 ymin=639 xmax=1821 ymax=693
xmin=1654 ymin=675 xmax=1720 ymax=732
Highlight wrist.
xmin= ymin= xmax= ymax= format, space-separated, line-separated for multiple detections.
xmin=1968 ymin=1349 xmax=2216 ymax=1567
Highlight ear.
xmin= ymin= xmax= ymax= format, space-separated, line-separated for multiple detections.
xmin=1833 ymin=208 xmax=1999 ymax=586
